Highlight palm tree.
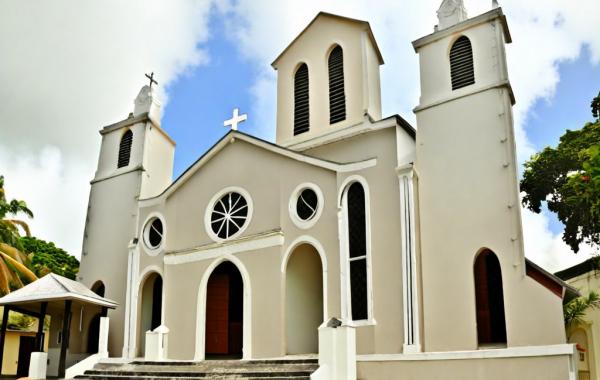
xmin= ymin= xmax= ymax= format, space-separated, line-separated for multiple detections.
xmin=564 ymin=291 xmax=600 ymax=337
xmin=0 ymin=175 xmax=38 ymax=295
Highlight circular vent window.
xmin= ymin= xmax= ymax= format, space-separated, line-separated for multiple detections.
xmin=289 ymin=183 xmax=323 ymax=229
xmin=296 ymin=188 xmax=319 ymax=221
xmin=144 ymin=217 xmax=164 ymax=250
xmin=210 ymin=191 xmax=250 ymax=240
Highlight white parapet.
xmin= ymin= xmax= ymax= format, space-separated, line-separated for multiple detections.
xmin=145 ymin=325 xmax=169 ymax=361
xmin=99 ymin=316 xmax=110 ymax=358
xmin=311 ymin=319 xmax=356 ymax=380
xmin=29 ymin=352 xmax=48 ymax=380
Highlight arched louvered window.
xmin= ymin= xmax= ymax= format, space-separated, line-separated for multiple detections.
xmin=294 ymin=63 xmax=310 ymax=135
xmin=117 ymin=129 xmax=133 ymax=168
xmin=328 ymin=45 xmax=346 ymax=124
xmin=474 ymin=249 xmax=507 ymax=346
xmin=346 ymin=182 xmax=368 ymax=321
xmin=450 ymin=36 xmax=475 ymax=90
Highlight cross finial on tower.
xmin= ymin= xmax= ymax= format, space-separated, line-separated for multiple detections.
xmin=224 ymin=108 xmax=247 ymax=131
xmin=145 ymin=72 xmax=158 ymax=88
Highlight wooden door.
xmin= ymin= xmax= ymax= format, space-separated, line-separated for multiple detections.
xmin=206 ymin=274 xmax=230 ymax=354
xmin=17 ymin=335 xmax=36 ymax=377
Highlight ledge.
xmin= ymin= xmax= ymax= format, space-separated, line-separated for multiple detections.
xmin=357 ymin=344 xmax=576 ymax=362
xmin=164 ymin=229 xmax=284 ymax=265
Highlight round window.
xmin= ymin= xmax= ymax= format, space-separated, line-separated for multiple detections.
xmin=144 ymin=217 xmax=164 ymax=249
xmin=210 ymin=191 xmax=249 ymax=240
xmin=296 ymin=188 xmax=319 ymax=221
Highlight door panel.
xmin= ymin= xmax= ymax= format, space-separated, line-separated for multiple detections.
xmin=206 ymin=274 xmax=230 ymax=354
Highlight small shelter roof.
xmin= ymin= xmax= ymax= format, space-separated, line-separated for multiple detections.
xmin=0 ymin=274 xmax=117 ymax=313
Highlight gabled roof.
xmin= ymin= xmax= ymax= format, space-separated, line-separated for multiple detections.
xmin=0 ymin=273 xmax=117 ymax=309
xmin=139 ymin=131 xmax=377 ymax=204
xmin=526 ymin=259 xmax=580 ymax=303
xmin=555 ymin=257 xmax=600 ymax=281
xmin=271 ymin=11 xmax=384 ymax=68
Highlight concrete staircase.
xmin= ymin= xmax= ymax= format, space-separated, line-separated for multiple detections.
xmin=74 ymin=359 xmax=319 ymax=380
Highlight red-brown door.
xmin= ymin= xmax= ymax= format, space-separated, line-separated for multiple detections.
xmin=206 ymin=274 xmax=230 ymax=354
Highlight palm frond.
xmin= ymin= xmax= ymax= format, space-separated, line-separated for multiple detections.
xmin=6 ymin=220 xmax=31 ymax=237
xmin=0 ymin=261 xmax=12 ymax=296
xmin=564 ymin=291 xmax=600 ymax=329
xmin=0 ymin=251 xmax=37 ymax=283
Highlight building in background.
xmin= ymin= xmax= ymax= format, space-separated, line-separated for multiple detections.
xmin=557 ymin=258 xmax=600 ymax=380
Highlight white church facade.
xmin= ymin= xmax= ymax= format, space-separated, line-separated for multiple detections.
xmin=69 ymin=2 xmax=579 ymax=379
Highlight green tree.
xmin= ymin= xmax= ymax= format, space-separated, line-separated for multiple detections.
xmin=20 ymin=236 xmax=79 ymax=280
xmin=592 ymin=91 xmax=600 ymax=121
xmin=520 ymin=95 xmax=600 ymax=253
xmin=0 ymin=175 xmax=38 ymax=295
xmin=564 ymin=291 xmax=600 ymax=335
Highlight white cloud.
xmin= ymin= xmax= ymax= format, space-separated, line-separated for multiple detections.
xmin=220 ymin=0 xmax=600 ymax=272
xmin=0 ymin=146 xmax=89 ymax=256
xmin=522 ymin=208 xmax=595 ymax=273
xmin=1 ymin=0 xmax=599 ymax=271
xmin=0 ymin=0 xmax=215 ymax=258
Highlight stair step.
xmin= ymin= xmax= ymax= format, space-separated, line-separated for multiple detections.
xmin=80 ymin=359 xmax=318 ymax=380
xmin=77 ymin=378 xmax=310 ymax=380
xmin=130 ymin=359 xmax=318 ymax=366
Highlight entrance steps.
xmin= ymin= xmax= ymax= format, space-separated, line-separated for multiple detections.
xmin=74 ymin=358 xmax=319 ymax=380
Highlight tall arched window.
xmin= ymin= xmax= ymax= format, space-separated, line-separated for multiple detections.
xmin=117 ymin=129 xmax=133 ymax=168
xmin=294 ymin=63 xmax=310 ymax=136
xmin=328 ymin=45 xmax=346 ymax=124
xmin=474 ymin=249 xmax=507 ymax=345
xmin=346 ymin=182 xmax=368 ymax=321
xmin=450 ymin=36 xmax=475 ymax=90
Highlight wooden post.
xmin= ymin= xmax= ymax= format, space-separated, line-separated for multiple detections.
xmin=58 ymin=300 xmax=72 ymax=379
xmin=36 ymin=302 xmax=47 ymax=351
xmin=0 ymin=306 xmax=10 ymax=375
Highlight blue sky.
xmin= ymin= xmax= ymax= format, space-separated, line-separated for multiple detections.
xmin=2 ymin=0 xmax=599 ymax=270
xmin=163 ymin=13 xmax=263 ymax=178
xmin=522 ymin=45 xmax=600 ymax=235
xmin=162 ymin=10 xmax=599 ymax=237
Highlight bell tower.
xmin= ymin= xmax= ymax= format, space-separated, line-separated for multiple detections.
xmin=272 ymin=12 xmax=384 ymax=148
xmin=412 ymin=2 xmax=525 ymax=351
xmin=78 ymin=85 xmax=175 ymax=356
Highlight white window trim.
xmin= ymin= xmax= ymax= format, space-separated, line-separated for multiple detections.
xmin=128 ymin=265 xmax=164 ymax=358
xmin=141 ymin=212 xmax=167 ymax=256
xmin=397 ymin=167 xmax=421 ymax=353
xmin=338 ymin=175 xmax=375 ymax=325
xmin=195 ymin=254 xmax=252 ymax=361
xmin=281 ymin=235 xmax=329 ymax=322
xmin=204 ymin=186 xmax=254 ymax=243
xmin=288 ymin=182 xmax=324 ymax=229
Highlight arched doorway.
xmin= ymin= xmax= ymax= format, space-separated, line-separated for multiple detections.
xmin=91 ymin=281 xmax=105 ymax=297
xmin=285 ymin=243 xmax=323 ymax=354
xmin=87 ymin=281 xmax=105 ymax=353
xmin=569 ymin=328 xmax=592 ymax=380
xmin=474 ymin=249 xmax=506 ymax=346
xmin=205 ymin=261 xmax=243 ymax=358
xmin=137 ymin=273 xmax=163 ymax=356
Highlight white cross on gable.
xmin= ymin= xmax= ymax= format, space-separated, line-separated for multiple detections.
xmin=224 ymin=108 xmax=248 ymax=131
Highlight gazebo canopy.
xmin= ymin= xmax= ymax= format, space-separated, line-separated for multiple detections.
xmin=0 ymin=274 xmax=118 ymax=378
xmin=0 ymin=273 xmax=117 ymax=315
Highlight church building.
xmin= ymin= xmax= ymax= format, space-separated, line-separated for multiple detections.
xmin=69 ymin=1 xmax=579 ymax=378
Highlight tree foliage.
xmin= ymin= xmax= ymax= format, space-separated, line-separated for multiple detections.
xmin=564 ymin=291 xmax=600 ymax=332
xmin=0 ymin=175 xmax=38 ymax=295
xmin=20 ymin=236 xmax=79 ymax=280
xmin=520 ymin=95 xmax=600 ymax=254
xmin=592 ymin=91 xmax=600 ymax=121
